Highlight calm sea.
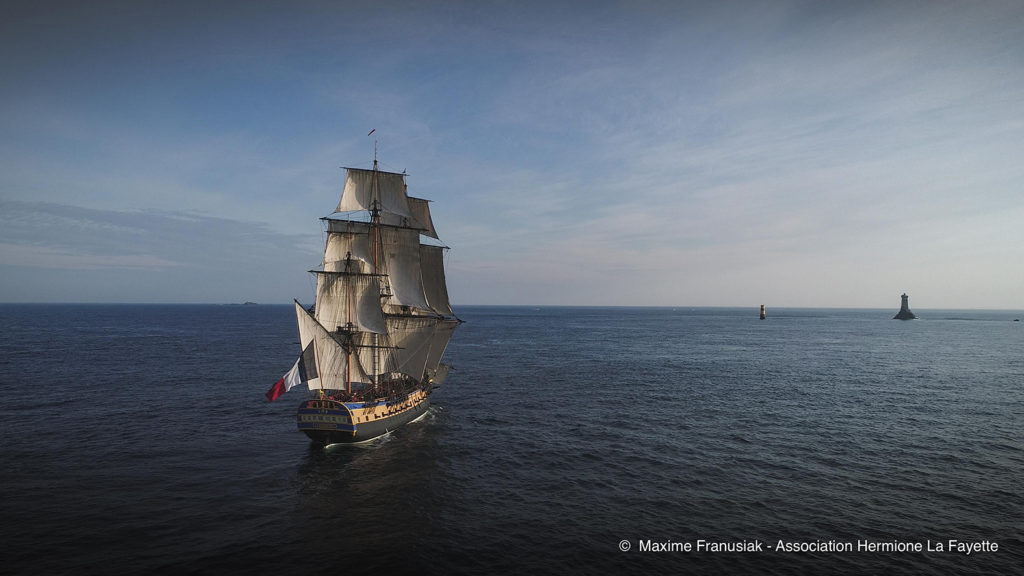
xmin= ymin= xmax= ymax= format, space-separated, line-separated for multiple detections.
xmin=1 ymin=304 xmax=1021 ymax=575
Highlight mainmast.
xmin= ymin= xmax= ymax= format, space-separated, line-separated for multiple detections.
xmin=370 ymin=141 xmax=381 ymax=389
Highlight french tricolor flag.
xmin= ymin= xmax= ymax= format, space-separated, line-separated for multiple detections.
xmin=266 ymin=341 xmax=318 ymax=402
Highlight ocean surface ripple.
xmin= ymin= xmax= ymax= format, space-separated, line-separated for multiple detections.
xmin=0 ymin=304 xmax=1021 ymax=575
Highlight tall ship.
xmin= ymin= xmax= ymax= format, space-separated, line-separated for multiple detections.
xmin=268 ymin=151 xmax=459 ymax=445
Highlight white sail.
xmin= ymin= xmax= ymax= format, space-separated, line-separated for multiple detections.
xmin=354 ymin=332 xmax=397 ymax=378
xmin=385 ymin=316 xmax=440 ymax=380
xmin=290 ymin=158 xmax=459 ymax=404
xmin=381 ymin=197 xmax=438 ymax=238
xmin=324 ymin=218 xmax=369 ymax=235
xmin=295 ymin=301 xmax=372 ymax=392
xmin=379 ymin=226 xmax=430 ymax=311
xmin=420 ymin=244 xmax=454 ymax=316
xmin=337 ymin=168 xmax=412 ymax=218
xmin=323 ymin=228 xmax=374 ymax=273
xmin=314 ymin=272 xmax=388 ymax=334
xmin=408 ymin=197 xmax=438 ymax=239
xmin=424 ymin=319 xmax=458 ymax=376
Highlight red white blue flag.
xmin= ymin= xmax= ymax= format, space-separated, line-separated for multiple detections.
xmin=266 ymin=342 xmax=318 ymax=402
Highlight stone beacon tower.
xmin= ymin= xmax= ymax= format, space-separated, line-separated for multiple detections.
xmin=893 ymin=293 xmax=917 ymax=320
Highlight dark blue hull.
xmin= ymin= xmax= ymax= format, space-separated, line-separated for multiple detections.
xmin=296 ymin=392 xmax=430 ymax=445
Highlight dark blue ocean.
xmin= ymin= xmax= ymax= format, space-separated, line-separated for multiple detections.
xmin=1 ymin=304 xmax=1021 ymax=575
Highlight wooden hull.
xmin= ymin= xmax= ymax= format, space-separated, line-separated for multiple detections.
xmin=296 ymin=388 xmax=431 ymax=445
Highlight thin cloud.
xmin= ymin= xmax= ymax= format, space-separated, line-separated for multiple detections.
xmin=0 ymin=201 xmax=318 ymax=302
xmin=2 ymin=1 xmax=1023 ymax=307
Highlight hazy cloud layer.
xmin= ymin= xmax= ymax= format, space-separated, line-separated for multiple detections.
xmin=0 ymin=200 xmax=318 ymax=303
xmin=2 ymin=1 xmax=1022 ymax=307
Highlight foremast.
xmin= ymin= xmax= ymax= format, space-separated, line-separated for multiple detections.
xmin=299 ymin=152 xmax=458 ymax=401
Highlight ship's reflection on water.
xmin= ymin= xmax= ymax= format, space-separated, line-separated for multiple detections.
xmin=291 ymin=408 xmax=448 ymax=573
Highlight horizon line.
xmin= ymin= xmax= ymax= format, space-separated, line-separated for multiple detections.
xmin=2 ymin=301 xmax=1022 ymax=312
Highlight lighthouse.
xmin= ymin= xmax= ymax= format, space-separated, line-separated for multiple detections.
xmin=893 ymin=293 xmax=917 ymax=320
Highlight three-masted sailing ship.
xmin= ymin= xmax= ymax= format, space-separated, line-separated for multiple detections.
xmin=268 ymin=153 xmax=459 ymax=445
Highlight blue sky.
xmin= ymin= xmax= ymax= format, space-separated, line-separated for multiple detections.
xmin=2 ymin=0 xmax=1023 ymax=308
